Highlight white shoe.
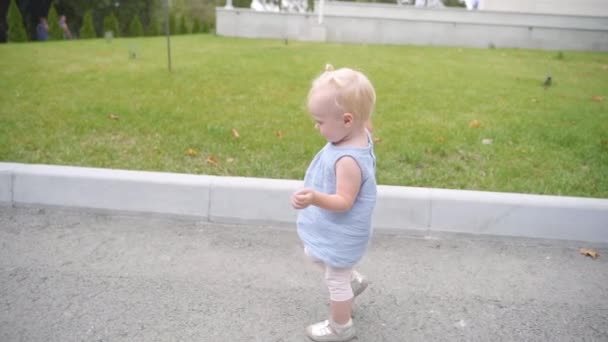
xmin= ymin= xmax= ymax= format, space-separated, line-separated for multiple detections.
xmin=351 ymin=270 xmax=369 ymax=298
xmin=305 ymin=319 xmax=356 ymax=342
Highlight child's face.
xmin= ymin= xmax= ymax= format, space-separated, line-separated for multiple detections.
xmin=308 ymin=88 xmax=351 ymax=144
xmin=311 ymin=111 xmax=348 ymax=144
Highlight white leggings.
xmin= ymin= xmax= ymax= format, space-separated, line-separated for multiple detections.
xmin=305 ymin=248 xmax=354 ymax=302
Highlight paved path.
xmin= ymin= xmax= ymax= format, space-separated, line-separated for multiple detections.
xmin=1 ymin=206 xmax=607 ymax=342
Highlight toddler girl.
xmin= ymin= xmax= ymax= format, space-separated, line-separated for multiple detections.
xmin=291 ymin=64 xmax=377 ymax=341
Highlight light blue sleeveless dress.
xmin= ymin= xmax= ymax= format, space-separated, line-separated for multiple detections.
xmin=297 ymin=135 xmax=377 ymax=268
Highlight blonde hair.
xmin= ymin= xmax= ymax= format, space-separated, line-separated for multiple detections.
xmin=308 ymin=64 xmax=376 ymax=122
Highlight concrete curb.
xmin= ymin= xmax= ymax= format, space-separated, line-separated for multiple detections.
xmin=1 ymin=162 xmax=607 ymax=243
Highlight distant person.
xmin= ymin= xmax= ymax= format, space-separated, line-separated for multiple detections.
xmin=59 ymin=15 xmax=72 ymax=39
xmin=291 ymin=64 xmax=377 ymax=342
xmin=36 ymin=17 xmax=49 ymax=41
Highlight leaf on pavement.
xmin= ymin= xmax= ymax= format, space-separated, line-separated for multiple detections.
xmin=579 ymin=248 xmax=599 ymax=259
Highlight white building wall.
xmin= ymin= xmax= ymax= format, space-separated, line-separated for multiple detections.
xmin=317 ymin=1 xmax=608 ymax=30
xmin=216 ymin=3 xmax=608 ymax=51
xmin=481 ymin=0 xmax=608 ymax=17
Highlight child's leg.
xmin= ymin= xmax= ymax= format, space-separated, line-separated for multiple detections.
xmin=325 ymin=266 xmax=354 ymax=325
xmin=330 ymin=298 xmax=353 ymax=325
xmin=305 ymin=264 xmax=357 ymax=341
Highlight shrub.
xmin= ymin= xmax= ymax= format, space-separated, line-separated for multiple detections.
xmin=7 ymin=0 xmax=28 ymax=42
xmin=202 ymin=20 xmax=211 ymax=33
xmin=47 ymin=5 xmax=63 ymax=40
xmin=169 ymin=12 xmax=176 ymax=34
xmin=147 ymin=16 xmax=162 ymax=36
xmin=129 ymin=15 xmax=144 ymax=37
xmin=79 ymin=11 xmax=97 ymax=39
xmin=444 ymin=0 xmax=465 ymax=7
xmin=179 ymin=15 xmax=189 ymax=34
xmin=233 ymin=0 xmax=252 ymax=8
xmin=103 ymin=12 xmax=120 ymax=37
xmin=191 ymin=17 xmax=201 ymax=34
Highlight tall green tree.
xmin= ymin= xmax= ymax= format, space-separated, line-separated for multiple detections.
xmin=232 ymin=0 xmax=251 ymax=8
xmin=147 ymin=16 xmax=161 ymax=36
xmin=79 ymin=10 xmax=96 ymax=38
xmin=7 ymin=0 xmax=28 ymax=42
xmin=128 ymin=15 xmax=144 ymax=37
xmin=201 ymin=19 xmax=211 ymax=33
xmin=47 ymin=4 xmax=63 ymax=40
xmin=191 ymin=16 xmax=201 ymax=34
xmin=157 ymin=0 xmax=217 ymax=32
xmin=52 ymin=0 xmax=159 ymax=39
xmin=103 ymin=12 xmax=120 ymax=37
xmin=169 ymin=12 xmax=176 ymax=34
xmin=113 ymin=1 xmax=156 ymax=36
xmin=178 ymin=14 xmax=188 ymax=34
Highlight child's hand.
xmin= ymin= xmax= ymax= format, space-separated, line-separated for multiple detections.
xmin=291 ymin=188 xmax=315 ymax=209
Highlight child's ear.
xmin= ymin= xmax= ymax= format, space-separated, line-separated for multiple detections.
xmin=344 ymin=113 xmax=354 ymax=125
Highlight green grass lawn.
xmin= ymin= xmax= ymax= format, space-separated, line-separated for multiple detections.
xmin=1 ymin=35 xmax=607 ymax=198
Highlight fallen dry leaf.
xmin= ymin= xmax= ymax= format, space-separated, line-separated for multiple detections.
xmin=591 ymin=95 xmax=604 ymax=102
xmin=373 ymin=137 xmax=382 ymax=144
xmin=206 ymin=154 xmax=219 ymax=166
xmin=231 ymin=128 xmax=240 ymax=138
xmin=226 ymin=157 xmax=235 ymax=163
xmin=275 ymin=131 xmax=284 ymax=139
xmin=469 ymin=119 xmax=481 ymax=128
xmin=580 ymin=248 xmax=599 ymax=259
xmin=108 ymin=114 xmax=120 ymax=120
xmin=185 ymin=148 xmax=198 ymax=157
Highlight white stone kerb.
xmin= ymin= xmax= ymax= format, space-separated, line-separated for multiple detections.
xmin=1 ymin=162 xmax=607 ymax=243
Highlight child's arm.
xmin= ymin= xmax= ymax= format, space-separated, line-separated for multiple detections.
xmin=291 ymin=157 xmax=362 ymax=212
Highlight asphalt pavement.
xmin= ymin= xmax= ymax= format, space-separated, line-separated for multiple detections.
xmin=1 ymin=206 xmax=607 ymax=342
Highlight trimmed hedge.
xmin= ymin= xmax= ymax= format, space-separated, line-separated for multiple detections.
xmin=7 ymin=0 xmax=28 ymax=42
